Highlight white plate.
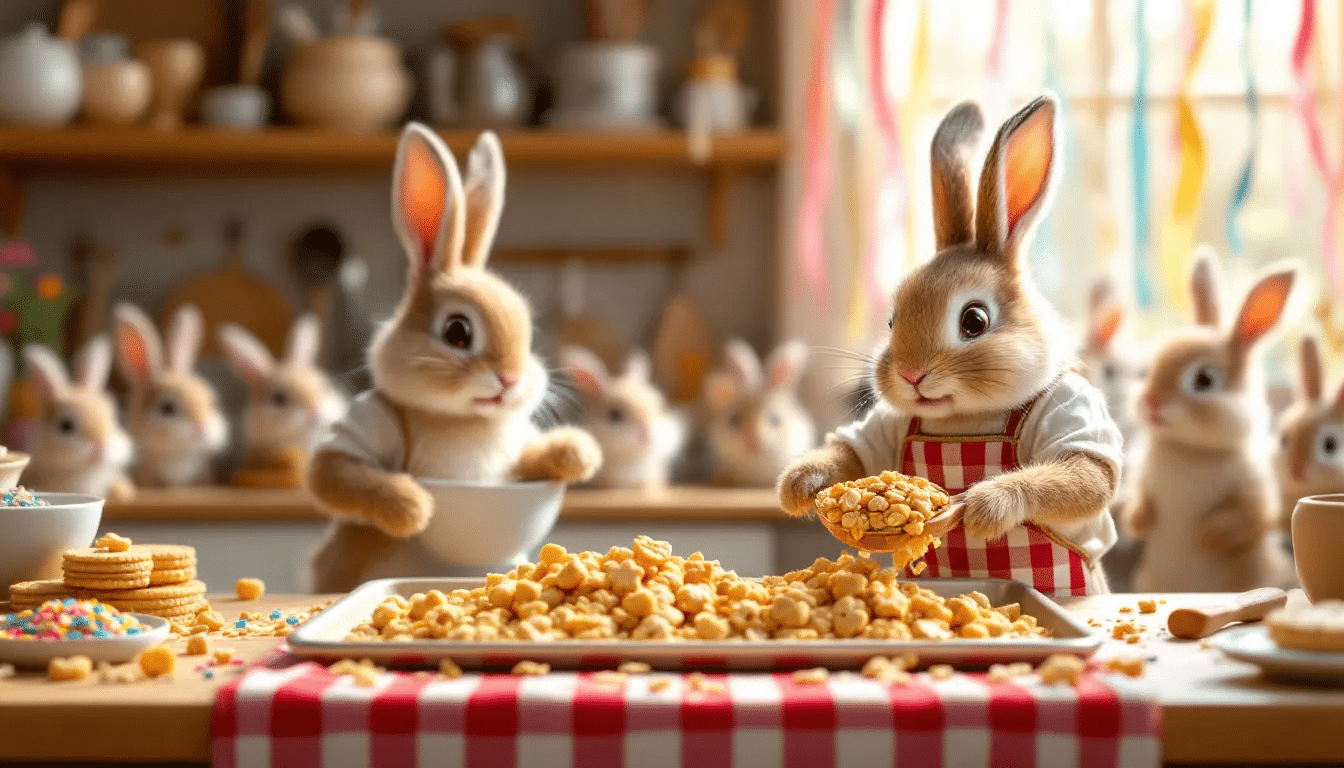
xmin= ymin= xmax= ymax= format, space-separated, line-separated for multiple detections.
xmin=289 ymin=577 xmax=1101 ymax=671
xmin=1210 ymin=626 xmax=1344 ymax=684
xmin=0 ymin=613 xmax=170 ymax=668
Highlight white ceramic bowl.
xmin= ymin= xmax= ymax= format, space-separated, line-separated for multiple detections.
xmin=0 ymin=493 xmax=103 ymax=594
xmin=201 ymin=84 xmax=271 ymax=129
xmin=0 ymin=451 xmax=30 ymax=487
xmin=415 ymin=479 xmax=565 ymax=568
xmin=0 ymin=613 xmax=169 ymax=668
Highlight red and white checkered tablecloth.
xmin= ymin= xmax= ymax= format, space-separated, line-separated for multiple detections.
xmin=211 ymin=651 xmax=1161 ymax=768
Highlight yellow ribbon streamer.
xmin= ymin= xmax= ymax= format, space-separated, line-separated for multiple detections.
xmin=902 ymin=0 xmax=929 ymax=270
xmin=1157 ymin=0 xmax=1215 ymax=311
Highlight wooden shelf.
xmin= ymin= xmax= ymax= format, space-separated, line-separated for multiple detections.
xmin=0 ymin=127 xmax=787 ymax=176
xmin=102 ymin=485 xmax=789 ymax=523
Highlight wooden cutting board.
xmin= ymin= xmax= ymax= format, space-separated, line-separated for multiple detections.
xmin=161 ymin=221 xmax=292 ymax=359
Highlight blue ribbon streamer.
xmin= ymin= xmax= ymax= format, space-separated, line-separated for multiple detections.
xmin=1032 ymin=18 xmax=1064 ymax=298
xmin=1226 ymin=0 xmax=1258 ymax=258
xmin=1130 ymin=0 xmax=1153 ymax=307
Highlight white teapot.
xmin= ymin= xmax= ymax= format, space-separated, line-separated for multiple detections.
xmin=0 ymin=24 xmax=82 ymax=126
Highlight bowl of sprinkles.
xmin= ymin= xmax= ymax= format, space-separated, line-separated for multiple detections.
xmin=0 ymin=598 xmax=169 ymax=667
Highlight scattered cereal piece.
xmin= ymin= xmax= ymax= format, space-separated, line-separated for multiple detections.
xmin=792 ymin=667 xmax=830 ymax=685
xmin=512 ymin=660 xmax=550 ymax=676
xmin=184 ymin=634 xmax=212 ymax=655
xmin=439 ymin=659 xmax=462 ymax=678
xmin=1037 ymin=654 xmax=1086 ymax=686
xmin=138 ymin=646 xmax=177 ymax=678
xmin=1118 ymin=606 xmax=1133 ymax=614
xmin=235 ymin=578 xmax=265 ymax=601
xmin=1125 ymin=634 xmax=1142 ymax=645
xmin=591 ymin=670 xmax=628 ymax=686
xmin=1137 ymin=600 xmax=1157 ymax=614
xmin=929 ymin=664 xmax=955 ymax=681
xmin=48 ymin=655 xmax=92 ymax=681
xmin=618 ymin=661 xmax=651 ymax=674
xmin=647 ymin=677 xmax=672 ymax=692
xmin=213 ymin=648 xmax=236 ymax=665
xmin=350 ymin=666 xmax=379 ymax=687
xmin=686 ymin=671 xmax=725 ymax=694
xmin=1112 ymin=622 xmax=1138 ymax=640
xmin=1104 ymin=656 xmax=1146 ymax=677
xmin=95 ymin=533 xmax=132 ymax=552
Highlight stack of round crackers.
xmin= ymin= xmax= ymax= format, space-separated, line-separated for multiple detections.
xmin=58 ymin=543 xmax=209 ymax=621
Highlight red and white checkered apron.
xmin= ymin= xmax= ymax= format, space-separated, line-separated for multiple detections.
xmin=899 ymin=398 xmax=1099 ymax=596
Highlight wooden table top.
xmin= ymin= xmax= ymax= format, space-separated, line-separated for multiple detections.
xmin=1 ymin=592 xmax=1341 ymax=765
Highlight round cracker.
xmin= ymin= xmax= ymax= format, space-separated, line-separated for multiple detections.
xmin=72 ymin=579 xmax=207 ymax=601
xmin=9 ymin=579 xmax=73 ymax=598
xmin=143 ymin=544 xmax=196 ymax=563
xmin=101 ymin=596 xmax=202 ymax=613
xmin=59 ymin=559 xmax=153 ymax=575
xmin=63 ymin=572 xmax=152 ymax=590
xmin=148 ymin=568 xmax=197 ymax=585
xmin=62 ymin=547 xmax=153 ymax=567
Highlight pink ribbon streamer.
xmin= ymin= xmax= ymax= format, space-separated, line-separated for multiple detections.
xmin=862 ymin=0 xmax=903 ymax=315
xmin=1291 ymin=0 xmax=1342 ymax=290
xmin=796 ymin=0 xmax=838 ymax=308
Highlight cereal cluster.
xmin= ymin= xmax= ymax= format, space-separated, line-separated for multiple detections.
xmin=197 ymin=601 xmax=331 ymax=640
xmin=1 ymin=486 xmax=47 ymax=507
xmin=345 ymin=537 xmax=1048 ymax=644
xmin=2 ymin=598 xmax=142 ymax=640
xmin=814 ymin=473 xmax=951 ymax=567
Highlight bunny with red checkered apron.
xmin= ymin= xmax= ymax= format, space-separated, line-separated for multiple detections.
xmin=779 ymin=95 xmax=1123 ymax=596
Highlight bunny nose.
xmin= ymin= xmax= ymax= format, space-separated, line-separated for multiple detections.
xmin=497 ymin=374 xmax=518 ymax=391
xmin=1144 ymin=392 xmax=1162 ymax=412
xmin=898 ymin=369 xmax=926 ymax=386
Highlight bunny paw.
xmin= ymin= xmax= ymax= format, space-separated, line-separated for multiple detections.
xmin=961 ymin=480 xmax=1029 ymax=541
xmin=519 ymin=427 xmax=603 ymax=483
xmin=777 ymin=464 xmax=832 ymax=518
xmin=1198 ymin=510 xmax=1261 ymax=554
xmin=372 ymin=474 xmax=435 ymax=537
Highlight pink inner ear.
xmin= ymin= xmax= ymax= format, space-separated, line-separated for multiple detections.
xmin=1004 ymin=112 xmax=1053 ymax=240
xmin=569 ymin=368 xmax=604 ymax=398
xmin=400 ymin=138 xmax=447 ymax=263
xmin=117 ymin=325 xmax=152 ymax=383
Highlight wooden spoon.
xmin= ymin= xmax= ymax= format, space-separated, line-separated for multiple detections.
xmin=58 ymin=0 xmax=99 ymax=42
xmin=239 ymin=0 xmax=273 ymax=87
xmin=820 ymin=504 xmax=964 ymax=554
xmin=1167 ymin=588 xmax=1288 ymax=639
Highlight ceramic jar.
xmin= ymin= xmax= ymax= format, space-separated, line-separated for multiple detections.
xmin=1291 ymin=494 xmax=1344 ymax=602
xmin=80 ymin=60 xmax=152 ymax=126
xmin=201 ymin=85 xmax=271 ymax=130
xmin=0 ymin=24 xmax=82 ymax=126
xmin=548 ymin=41 xmax=657 ymax=131
xmin=135 ymin=38 xmax=205 ymax=131
xmin=459 ymin=37 xmax=530 ymax=129
xmin=677 ymin=55 xmax=756 ymax=132
xmin=281 ymin=36 xmax=410 ymax=131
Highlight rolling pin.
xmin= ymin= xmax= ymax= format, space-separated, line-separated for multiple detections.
xmin=1166 ymin=587 xmax=1288 ymax=639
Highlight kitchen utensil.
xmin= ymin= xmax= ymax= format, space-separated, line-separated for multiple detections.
xmin=278 ymin=3 xmax=319 ymax=45
xmin=290 ymin=577 xmax=1101 ymax=669
xmin=553 ymin=257 xmax=622 ymax=371
xmin=90 ymin=0 xmax=231 ymax=88
xmin=547 ymin=41 xmax=661 ymax=132
xmin=1210 ymin=626 xmax=1344 ymax=685
xmin=239 ymin=0 xmax=273 ymax=86
xmin=280 ymin=35 xmax=410 ymax=131
xmin=134 ymin=37 xmax=205 ymax=130
xmin=681 ymin=0 xmax=752 ymax=159
xmin=1167 ymin=588 xmax=1289 ymax=639
xmin=58 ymin=0 xmax=99 ymax=42
xmin=0 ymin=24 xmax=83 ymax=126
xmin=449 ymin=18 xmax=531 ymax=130
xmin=651 ymin=269 xmax=714 ymax=403
xmin=820 ymin=505 xmax=965 ymax=555
xmin=426 ymin=40 xmax=457 ymax=126
xmin=0 ymin=493 xmax=102 ymax=594
xmin=291 ymin=224 xmax=344 ymax=366
xmin=0 ymin=614 xmax=169 ymax=668
xmin=62 ymin=235 xmax=118 ymax=354
xmin=1292 ymin=494 xmax=1344 ymax=602
xmin=161 ymin=220 xmax=294 ymax=359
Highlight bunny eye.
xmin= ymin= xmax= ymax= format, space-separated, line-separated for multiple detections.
xmin=157 ymin=397 xmax=179 ymax=418
xmin=1316 ymin=427 xmax=1343 ymax=464
xmin=958 ymin=302 xmax=991 ymax=340
xmin=1181 ymin=364 xmax=1223 ymax=396
xmin=1102 ymin=364 xmax=1116 ymax=381
xmin=608 ymin=406 xmax=625 ymax=423
xmin=887 ymin=315 xmax=894 ymax=331
xmin=441 ymin=314 xmax=472 ymax=349
xmin=57 ymin=416 xmax=77 ymax=435
xmin=270 ymin=390 xmax=289 ymax=408
xmin=727 ymin=411 xmax=743 ymax=429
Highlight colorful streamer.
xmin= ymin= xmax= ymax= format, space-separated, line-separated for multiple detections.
xmin=833 ymin=0 xmax=871 ymax=340
xmin=795 ymin=0 xmax=837 ymax=307
xmin=1030 ymin=14 xmax=1064 ymax=298
xmin=1130 ymin=0 xmax=1153 ymax=307
xmin=1156 ymin=0 xmax=1214 ymax=310
xmin=863 ymin=0 xmax=905 ymax=311
xmin=901 ymin=0 xmax=929 ymax=270
xmin=1290 ymin=0 xmax=1342 ymax=292
xmin=1225 ymin=0 xmax=1258 ymax=258
xmin=984 ymin=0 xmax=1012 ymax=121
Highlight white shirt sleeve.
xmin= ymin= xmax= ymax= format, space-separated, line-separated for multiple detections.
xmin=315 ymin=390 xmax=405 ymax=472
xmin=830 ymin=403 xmax=910 ymax=476
xmin=1020 ymin=372 xmax=1124 ymax=485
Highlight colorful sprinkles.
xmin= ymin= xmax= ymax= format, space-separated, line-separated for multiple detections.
xmin=2 ymin=598 xmax=142 ymax=640
xmin=1 ymin=486 xmax=47 ymax=507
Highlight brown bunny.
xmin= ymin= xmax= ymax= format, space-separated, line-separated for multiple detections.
xmin=1126 ymin=248 xmax=1297 ymax=592
xmin=1274 ymin=333 xmax=1344 ymax=531
xmin=777 ymin=95 xmax=1123 ymax=596
xmin=306 ymin=124 xmax=602 ymax=592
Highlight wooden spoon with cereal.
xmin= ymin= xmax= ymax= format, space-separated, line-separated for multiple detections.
xmin=813 ymin=471 xmax=961 ymax=567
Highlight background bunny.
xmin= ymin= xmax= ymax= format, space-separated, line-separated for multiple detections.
xmin=703 ymin=338 xmax=816 ymax=487
xmin=777 ymin=95 xmax=1123 ymax=595
xmin=306 ymin=124 xmax=601 ymax=593
xmin=1273 ymin=333 xmax=1344 ymax=532
xmin=1078 ymin=274 xmax=1149 ymax=447
xmin=559 ymin=345 xmax=686 ymax=488
xmin=113 ymin=302 xmax=230 ymax=487
xmin=22 ymin=335 xmax=135 ymax=500
xmin=1126 ymin=250 xmax=1296 ymax=593
xmin=219 ymin=314 xmax=350 ymax=487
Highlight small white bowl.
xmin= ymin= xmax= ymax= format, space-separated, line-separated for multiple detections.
xmin=0 ymin=613 xmax=169 ymax=668
xmin=0 ymin=492 xmax=103 ymax=594
xmin=415 ymin=479 xmax=565 ymax=569
xmin=201 ymin=84 xmax=271 ymax=129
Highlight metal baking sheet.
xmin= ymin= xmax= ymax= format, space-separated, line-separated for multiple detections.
xmin=289 ymin=577 xmax=1101 ymax=671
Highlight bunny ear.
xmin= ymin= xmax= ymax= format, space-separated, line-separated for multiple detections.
xmin=286 ymin=314 xmax=322 ymax=365
xmin=218 ymin=323 xmax=275 ymax=385
xmin=722 ymin=338 xmax=763 ymax=391
xmin=765 ymin=339 xmax=809 ymax=391
xmin=461 ymin=131 xmax=506 ymax=269
xmin=73 ymin=334 xmax=113 ymax=391
xmin=558 ymin=345 xmax=609 ymax=399
xmin=702 ymin=369 xmax=737 ymax=412
xmin=166 ymin=303 xmax=203 ymax=372
xmin=623 ymin=349 xmax=652 ymax=382
xmin=113 ymin=302 xmax=163 ymax=385
xmin=391 ymin=122 xmax=465 ymax=276
xmin=1300 ymin=334 xmax=1324 ymax=402
xmin=1088 ymin=303 xmax=1124 ymax=353
xmin=930 ymin=101 xmax=985 ymax=250
xmin=1190 ymin=245 xmax=1223 ymax=327
xmin=975 ymin=94 xmax=1059 ymax=259
xmin=23 ymin=344 xmax=69 ymax=403
xmin=1230 ymin=264 xmax=1297 ymax=356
